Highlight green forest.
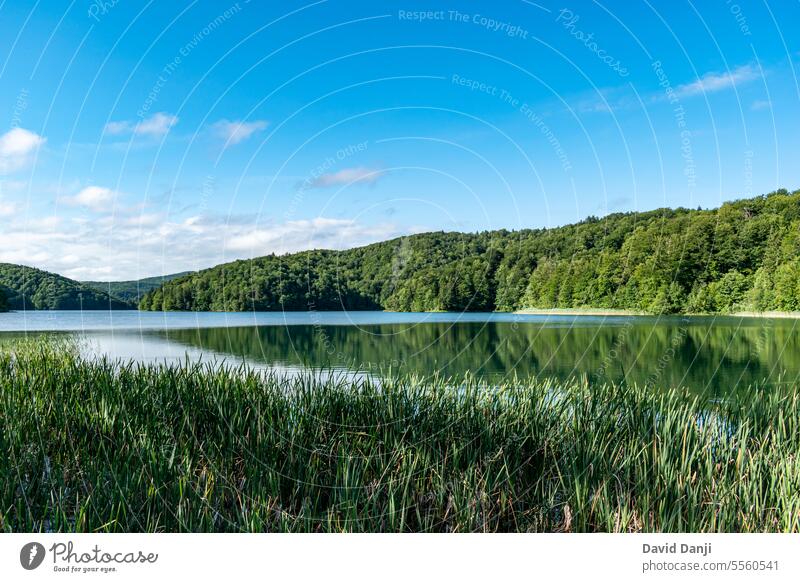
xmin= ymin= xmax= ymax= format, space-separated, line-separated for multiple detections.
xmin=82 ymin=271 xmax=192 ymax=304
xmin=0 ymin=264 xmax=132 ymax=310
xmin=140 ymin=188 xmax=800 ymax=314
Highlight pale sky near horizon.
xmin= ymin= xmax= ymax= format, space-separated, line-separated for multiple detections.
xmin=1 ymin=0 xmax=798 ymax=281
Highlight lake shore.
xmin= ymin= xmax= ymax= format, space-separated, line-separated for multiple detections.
xmin=513 ymin=307 xmax=647 ymax=316
xmin=730 ymin=310 xmax=800 ymax=319
xmin=514 ymin=307 xmax=800 ymax=319
xmin=3 ymin=307 xmax=800 ymax=319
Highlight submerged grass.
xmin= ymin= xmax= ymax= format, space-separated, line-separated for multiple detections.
xmin=1 ymin=338 xmax=799 ymax=532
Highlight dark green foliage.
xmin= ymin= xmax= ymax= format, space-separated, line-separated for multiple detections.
xmin=0 ymin=288 xmax=7 ymax=312
xmin=140 ymin=189 xmax=800 ymax=314
xmin=0 ymin=263 xmax=132 ymax=310
xmin=82 ymin=271 xmax=193 ymax=304
xmin=139 ymin=234 xmax=505 ymax=312
xmin=3 ymin=339 xmax=800 ymax=532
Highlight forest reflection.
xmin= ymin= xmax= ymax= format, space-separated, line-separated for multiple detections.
xmin=155 ymin=317 xmax=800 ymax=396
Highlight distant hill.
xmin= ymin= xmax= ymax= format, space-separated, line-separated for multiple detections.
xmin=82 ymin=272 xmax=193 ymax=304
xmin=140 ymin=188 xmax=800 ymax=315
xmin=0 ymin=264 xmax=132 ymax=310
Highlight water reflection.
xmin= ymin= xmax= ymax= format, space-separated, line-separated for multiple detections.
xmin=6 ymin=313 xmax=796 ymax=396
xmin=142 ymin=316 xmax=800 ymax=396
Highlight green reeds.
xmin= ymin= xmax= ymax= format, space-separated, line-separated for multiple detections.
xmin=1 ymin=339 xmax=799 ymax=532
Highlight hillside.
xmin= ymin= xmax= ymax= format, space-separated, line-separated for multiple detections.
xmin=138 ymin=188 xmax=800 ymax=314
xmin=83 ymin=271 xmax=193 ymax=304
xmin=0 ymin=264 xmax=132 ymax=310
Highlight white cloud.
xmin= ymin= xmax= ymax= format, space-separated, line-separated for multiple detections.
xmin=0 ymin=179 xmax=28 ymax=196
xmin=572 ymin=63 xmax=763 ymax=114
xmin=103 ymin=120 xmax=132 ymax=135
xmin=674 ymin=64 xmax=759 ymax=99
xmin=0 ymin=128 xmax=45 ymax=173
xmin=104 ymin=112 xmax=178 ymax=137
xmin=226 ymin=218 xmax=401 ymax=252
xmin=66 ymin=186 xmax=117 ymax=211
xmin=29 ymin=215 xmax=62 ymax=230
xmin=0 ymin=210 xmax=410 ymax=281
xmin=310 ymin=167 xmax=384 ymax=188
xmin=0 ymin=201 xmax=16 ymax=216
xmin=136 ymin=112 xmax=178 ymax=136
xmin=213 ymin=119 xmax=268 ymax=146
xmin=751 ymin=99 xmax=771 ymax=111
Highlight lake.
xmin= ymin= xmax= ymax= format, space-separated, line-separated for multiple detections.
xmin=1 ymin=310 xmax=798 ymax=395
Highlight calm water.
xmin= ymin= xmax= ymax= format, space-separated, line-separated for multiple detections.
xmin=2 ymin=310 xmax=799 ymax=395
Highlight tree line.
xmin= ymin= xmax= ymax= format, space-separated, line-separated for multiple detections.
xmin=122 ymin=188 xmax=800 ymax=314
xmin=82 ymin=271 xmax=192 ymax=304
xmin=0 ymin=264 xmax=132 ymax=310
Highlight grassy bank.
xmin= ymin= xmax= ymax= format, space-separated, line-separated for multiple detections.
xmin=515 ymin=307 xmax=800 ymax=318
xmin=1 ymin=340 xmax=799 ymax=532
xmin=513 ymin=307 xmax=646 ymax=316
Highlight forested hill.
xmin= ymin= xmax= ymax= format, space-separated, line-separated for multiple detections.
xmin=139 ymin=188 xmax=800 ymax=314
xmin=82 ymin=271 xmax=192 ymax=304
xmin=0 ymin=264 xmax=132 ymax=310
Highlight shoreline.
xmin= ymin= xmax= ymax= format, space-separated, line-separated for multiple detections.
xmin=728 ymin=310 xmax=800 ymax=319
xmin=514 ymin=308 xmax=800 ymax=319
xmin=513 ymin=308 xmax=648 ymax=316
xmin=3 ymin=307 xmax=800 ymax=319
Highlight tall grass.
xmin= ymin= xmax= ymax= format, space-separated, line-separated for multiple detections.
xmin=1 ymin=338 xmax=799 ymax=532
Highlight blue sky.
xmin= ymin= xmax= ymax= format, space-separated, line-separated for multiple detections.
xmin=0 ymin=0 xmax=798 ymax=280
